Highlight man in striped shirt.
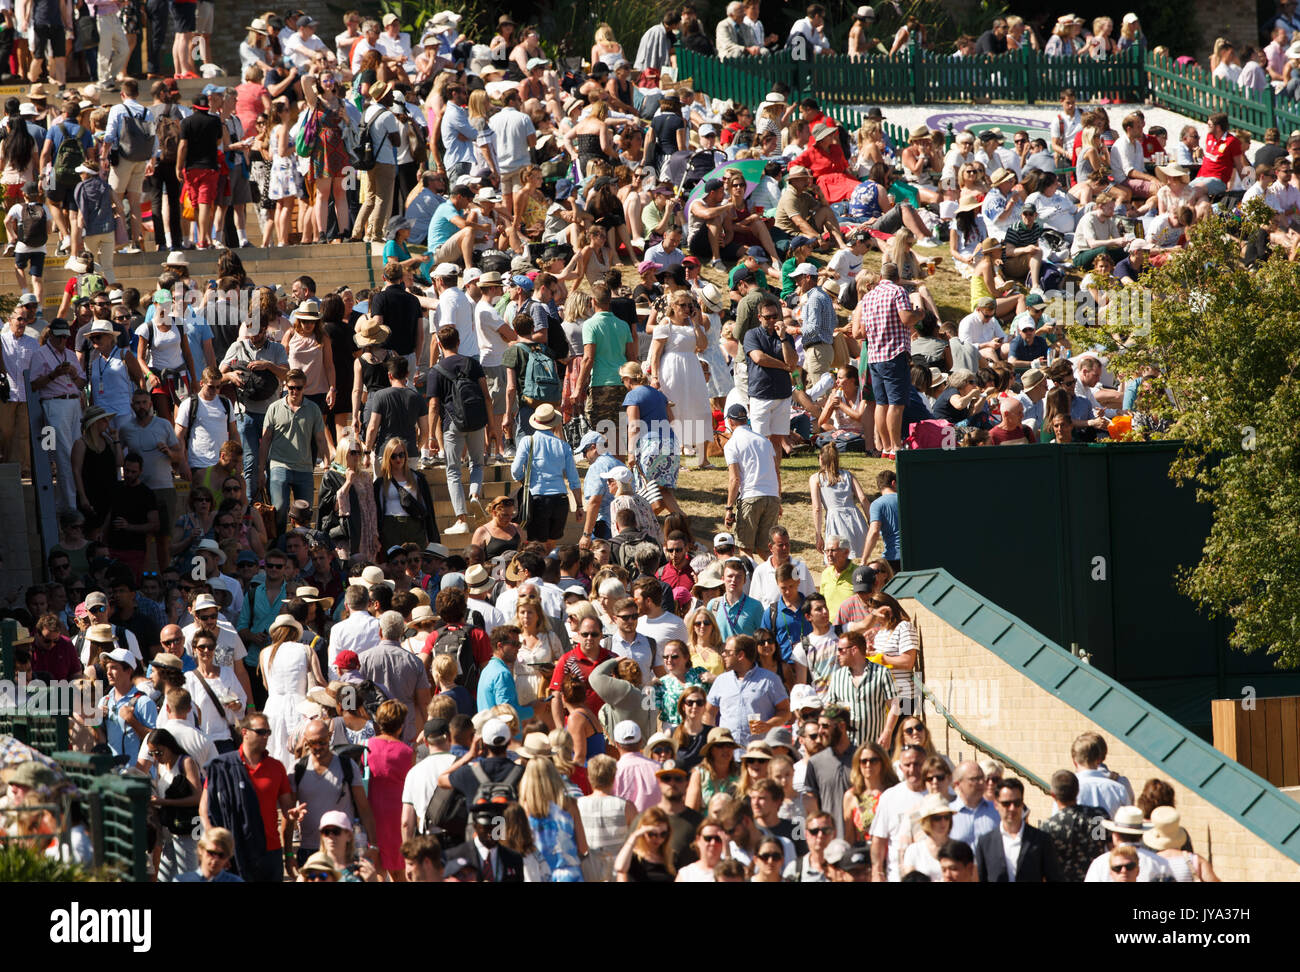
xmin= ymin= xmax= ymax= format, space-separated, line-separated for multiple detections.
xmin=825 ymin=630 xmax=897 ymax=749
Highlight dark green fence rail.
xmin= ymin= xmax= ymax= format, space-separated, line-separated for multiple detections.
xmin=678 ymin=46 xmax=1300 ymax=143
xmin=90 ymin=775 xmax=151 ymax=882
xmin=677 ymin=45 xmax=1144 ymax=108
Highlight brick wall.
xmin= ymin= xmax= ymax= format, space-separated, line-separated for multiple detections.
xmin=903 ymin=600 xmax=1300 ymax=882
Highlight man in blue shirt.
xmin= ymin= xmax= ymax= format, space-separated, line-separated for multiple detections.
xmin=578 ymin=430 xmax=626 ymax=542
xmin=475 ymin=625 xmax=530 ymax=721
xmin=948 ymin=760 xmax=1000 ymax=846
xmin=791 ymin=263 xmax=836 ymax=388
xmin=708 ymin=558 xmax=764 ymax=639
xmin=426 ymin=184 xmax=476 ymax=268
xmin=98 ymin=642 xmax=158 ymax=765
xmin=864 ymin=469 xmax=901 ymax=572
xmin=439 ymin=82 xmax=478 ymax=181
xmin=706 ymin=634 xmax=789 ymax=746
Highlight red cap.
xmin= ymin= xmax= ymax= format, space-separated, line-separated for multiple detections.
xmin=334 ymin=649 xmax=360 ymax=670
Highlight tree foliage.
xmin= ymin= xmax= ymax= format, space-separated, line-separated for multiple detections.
xmin=1067 ymin=200 xmax=1300 ymax=668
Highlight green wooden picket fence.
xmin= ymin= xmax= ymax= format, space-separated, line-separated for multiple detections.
xmin=676 ymin=44 xmax=1144 ymax=107
xmin=678 ymin=44 xmax=1300 ymax=144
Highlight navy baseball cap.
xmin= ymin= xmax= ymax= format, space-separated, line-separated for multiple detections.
xmin=746 ymin=245 xmax=770 ymax=263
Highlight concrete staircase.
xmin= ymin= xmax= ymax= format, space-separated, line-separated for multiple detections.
xmin=41 ymin=242 xmax=380 ymax=312
xmin=27 ymin=76 xmax=235 ymax=108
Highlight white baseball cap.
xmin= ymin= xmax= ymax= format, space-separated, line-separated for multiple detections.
xmin=481 ymin=718 xmax=511 ymax=746
xmin=614 ymin=720 xmax=643 ymax=746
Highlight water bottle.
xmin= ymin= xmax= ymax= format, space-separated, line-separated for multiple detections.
xmin=353 ymin=817 xmax=368 ymax=855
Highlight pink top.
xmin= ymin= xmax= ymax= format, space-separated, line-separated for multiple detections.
xmin=365 ymin=736 xmax=412 ymax=872
xmin=286 ymin=327 xmax=329 ymax=395
xmin=613 ymin=752 xmax=661 ymax=813
xmin=235 ymin=82 xmax=269 ymax=137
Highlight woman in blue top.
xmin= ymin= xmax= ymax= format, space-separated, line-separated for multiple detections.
xmin=381 ymin=215 xmax=431 ymax=285
xmin=620 ymin=360 xmax=682 ymax=517
xmin=510 ymin=402 xmax=582 ymax=549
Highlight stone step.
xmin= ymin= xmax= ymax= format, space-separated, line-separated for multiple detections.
xmin=29 ymin=76 xmax=239 ymax=108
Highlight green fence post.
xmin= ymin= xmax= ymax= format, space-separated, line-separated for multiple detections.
xmin=1025 ymin=46 xmax=1036 ymax=104
xmin=1269 ymin=88 xmax=1278 ymax=137
xmin=910 ymin=41 xmax=922 ymax=105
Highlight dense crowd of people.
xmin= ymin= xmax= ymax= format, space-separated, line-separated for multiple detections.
xmin=0 ymin=3 xmax=1263 ymax=883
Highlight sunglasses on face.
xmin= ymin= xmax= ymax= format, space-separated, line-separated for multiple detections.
xmin=617 ymin=613 xmax=638 ymax=621
xmin=683 ymin=699 xmax=705 ymax=707
xmin=756 ymin=852 xmax=783 ymax=862
xmin=249 ymin=727 xmax=272 ymax=736
xmin=1110 ymin=861 xmax=1138 ymax=873
xmin=998 ymin=799 xmax=1023 ymax=808
xmin=201 ymin=848 xmax=229 ymax=859
xmin=693 ymin=619 xmax=712 ymax=627
xmin=303 ymin=871 xmax=332 ymax=881
xmin=926 ymin=774 xmax=948 ymax=783
xmin=700 ymin=834 xmax=724 ymax=844
xmin=320 ymin=827 xmax=346 ymax=837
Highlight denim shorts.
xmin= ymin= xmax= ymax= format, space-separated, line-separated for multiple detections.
xmin=869 ymin=352 xmax=912 ymax=407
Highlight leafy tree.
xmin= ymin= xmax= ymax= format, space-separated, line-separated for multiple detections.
xmin=1062 ymin=199 xmax=1300 ymax=667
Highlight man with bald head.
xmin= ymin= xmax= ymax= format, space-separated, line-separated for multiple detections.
xmin=948 ymin=760 xmax=999 ymax=846
xmin=989 ymin=395 xmax=1035 ymax=445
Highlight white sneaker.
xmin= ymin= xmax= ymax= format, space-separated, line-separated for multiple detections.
xmin=443 ymin=520 xmax=470 ymax=535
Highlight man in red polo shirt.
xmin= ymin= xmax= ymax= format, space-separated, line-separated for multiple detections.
xmin=1197 ymin=111 xmax=1247 ymax=193
xmin=549 ymin=614 xmax=614 ymax=727
xmin=176 ymin=92 xmax=228 ymax=249
xmin=223 ymin=711 xmax=302 ymax=882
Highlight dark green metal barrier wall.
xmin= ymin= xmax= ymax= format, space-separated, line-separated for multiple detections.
xmin=896 ymin=442 xmax=1300 ymax=739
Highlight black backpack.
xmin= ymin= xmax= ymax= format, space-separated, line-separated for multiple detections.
xmin=470 ymin=760 xmax=524 ymax=808
xmin=433 ymin=361 xmax=488 ymax=432
xmin=423 ymin=777 xmax=468 ymax=844
xmin=232 ymin=341 xmax=279 ymax=405
xmin=430 ymin=623 xmax=481 ymax=694
xmin=16 ymin=202 xmax=47 ymax=247
xmin=53 ymin=123 xmax=85 ymax=189
xmin=355 ymin=106 xmax=390 ymax=171
xmin=118 ymin=103 xmax=154 ymax=162
xmin=614 ymin=531 xmax=665 ymax=579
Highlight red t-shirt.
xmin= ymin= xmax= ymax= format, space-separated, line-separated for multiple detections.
xmin=1199 ymin=132 xmax=1243 ymax=184
xmin=1141 ymin=133 xmax=1163 ymax=158
xmin=236 ymin=749 xmax=291 ymax=851
xmin=548 ymin=646 xmax=615 ymax=713
xmin=989 ymin=424 xmax=1037 ymax=445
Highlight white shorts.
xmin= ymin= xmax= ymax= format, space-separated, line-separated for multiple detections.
xmin=749 ymin=396 xmax=791 ymax=437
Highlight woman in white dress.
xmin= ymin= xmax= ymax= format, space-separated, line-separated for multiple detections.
xmin=259 ymin=614 xmax=324 ymax=768
xmin=809 ymin=444 xmax=870 ymax=558
xmin=266 ymin=100 xmax=300 ymax=249
xmin=695 ymin=282 xmax=734 ymax=410
xmin=648 ymin=290 xmax=713 ymax=470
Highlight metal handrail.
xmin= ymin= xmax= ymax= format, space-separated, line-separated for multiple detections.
xmin=917 ymin=677 xmax=1052 ymax=796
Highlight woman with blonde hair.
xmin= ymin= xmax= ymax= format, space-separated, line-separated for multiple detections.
xmin=685 ymin=607 xmax=725 ymax=676
xmin=842 ymin=740 xmax=898 ymax=844
xmin=570 ymin=101 xmax=615 ymax=181
xmin=560 ymin=290 xmax=593 ymax=424
xmin=259 ymin=614 xmax=323 ymax=767
xmin=510 ymin=165 xmax=549 ymax=249
xmin=577 ymin=753 xmax=634 ymax=881
xmin=1086 ymin=17 xmax=1116 ymax=59
xmin=285 ymin=303 xmax=336 ymax=448
xmin=373 ymin=436 xmax=438 ymax=549
xmin=614 ymin=805 xmax=676 ymax=881
xmin=514 ymin=595 xmax=563 ymax=725
xmin=883 ymin=228 xmax=939 ymax=318
xmin=852 ymin=121 xmax=887 ymax=175
xmin=736 ymin=741 xmax=772 ymax=801
xmin=519 ymin=754 xmax=588 ymax=881
xmin=317 ymin=434 xmax=378 ymax=562
xmin=591 ymin=23 xmax=625 ymax=69
xmin=685 ymin=727 xmax=740 ymax=810
xmin=810 ymin=442 xmax=870 ymax=558
xmin=902 ymin=793 xmax=956 ymax=879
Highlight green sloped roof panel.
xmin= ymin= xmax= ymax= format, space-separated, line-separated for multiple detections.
xmin=888 ymin=569 xmax=1300 ymax=867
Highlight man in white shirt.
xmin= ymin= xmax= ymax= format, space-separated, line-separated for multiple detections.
xmin=350 ymin=19 xmax=382 ymax=75
xmin=400 ymin=717 xmax=459 ymax=838
xmin=0 ymin=303 xmax=38 ymax=476
xmin=869 ymin=743 xmax=927 ymax=881
xmin=175 ymin=367 xmax=236 ymax=476
xmin=486 ymin=90 xmax=536 ymax=217
xmin=630 ymin=578 xmax=683 ymax=677
xmin=328 ymin=585 xmax=381 ymax=665
xmin=376 ymin=12 xmax=417 ymax=78
xmin=1048 ymin=89 xmax=1083 ymax=163
xmin=743 ymin=0 xmax=778 ymax=50
xmin=469 ymin=272 xmax=515 ymax=462
xmin=958 ymin=298 xmax=1008 ymax=362
xmin=352 ymin=81 xmax=402 ymax=243
xmin=495 ymin=552 xmax=566 ymax=623
xmin=463 ymin=565 xmax=504 ymax=635
xmin=748 ymin=525 xmax=815 ymax=608
xmin=825 ymin=232 xmax=871 ymax=291
xmin=722 ymin=403 xmax=782 ymax=556
xmin=334 ymin=11 xmax=362 ymax=66
xmin=430 ymin=264 xmax=476 ymax=363
xmin=283 ymin=16 xmax=333 ymax=72
xmin=788 ymin=3 xmax=833 ymax=56
xmin=152 ymin=681 xmax=217 ymax=768
xmin=1083 ymin=806 xmax=1175 ymax=882
xmin=1109 ymin=112 xmax=1156 ymax=200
